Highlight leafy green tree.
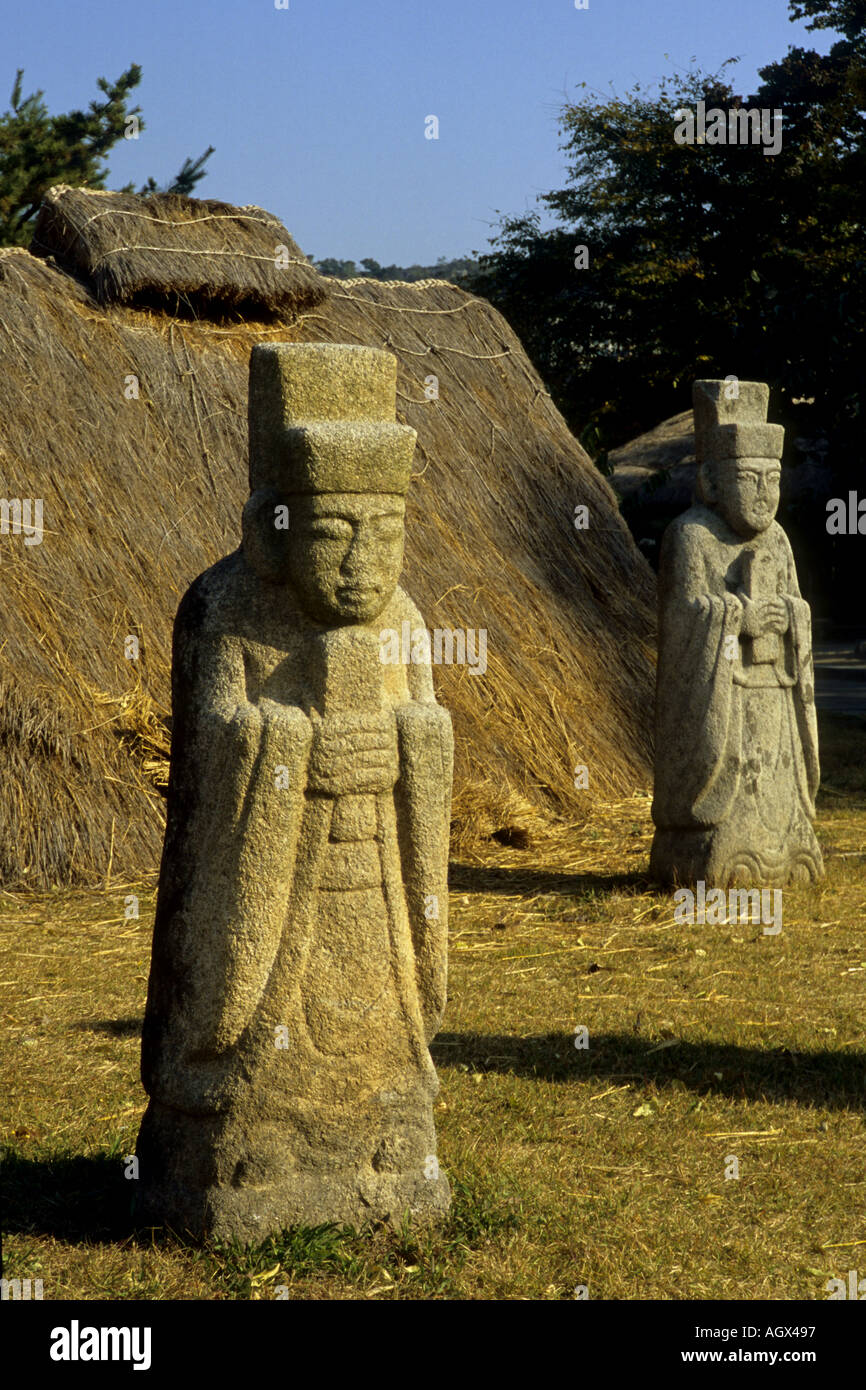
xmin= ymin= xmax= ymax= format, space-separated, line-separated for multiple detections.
xmin=790 ymin=0 xmax=866 ymax=44
xmin=0 ymin=65 xmax=213 ymax=246
xmin=314 ymin=253 xmax=477 ymax=284
xmin=310 ymin=257 xmax=356 ymax=277
xmin=468 ymin=0 xmax=866 ymax=475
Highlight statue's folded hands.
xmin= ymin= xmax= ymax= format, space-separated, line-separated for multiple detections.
xmin=253 ymin=696 xmax=314 ymax=730
xmin=738 ymin=595 xmax=789 ymax=638
xmin=308 ymin=711 xmax=400 ymax=796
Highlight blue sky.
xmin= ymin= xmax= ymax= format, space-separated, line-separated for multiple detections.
xmin=2 ymin=0 xmax=837 ymax=265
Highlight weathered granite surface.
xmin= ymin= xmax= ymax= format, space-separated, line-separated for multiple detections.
xmin=650 ymin=379 xmax=824 ymax=889
xmin=137 ymin=344 xmax=453 ymax=1240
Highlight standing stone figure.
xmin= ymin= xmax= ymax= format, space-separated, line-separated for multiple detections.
xmin=650 ymin=379 xmax=823 ymax=888
xmin=138 ymin=344 xmax=453 ymax=1240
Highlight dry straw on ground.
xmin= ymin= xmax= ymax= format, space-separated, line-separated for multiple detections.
xmin=0 ymin=189 xmax=655 ymax=888
xmin=2 ymin=716 xmax=863 ymax=1299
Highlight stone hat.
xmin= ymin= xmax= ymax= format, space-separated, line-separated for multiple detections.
xmin=248 ymin=343 xmax=416 ymax=495
xmin=706 ymin=422 xmax=784 ymax=460
xmin=693 ymin=379 xmax=784 ymax=463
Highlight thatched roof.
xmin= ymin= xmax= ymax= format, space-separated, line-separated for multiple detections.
xmin=610 ymin=411 xmax=697 ymax=510
xmin=31 ymin=185 xmax=327 ymax=317
xmin=0 ymin=194 xmax=656 ymax=888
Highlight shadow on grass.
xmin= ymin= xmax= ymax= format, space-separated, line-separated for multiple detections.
xmin=75 ymin=1017 xmax=142 ymax=1037
xmin=1 ymin=1149 xmax=519 ymax=1287
xmin=74 ymin=1017 xmax=142 ymax=1039
xmin=431 ymin=1031 xmax=866 ymax=1111
xmin=448 ymin=863 xmax=652 ymax=897
xmin=7 ymin=1037 xmax=860 ymax=1252
xmin=1 ymin=1150 xmax=138 ymax=1241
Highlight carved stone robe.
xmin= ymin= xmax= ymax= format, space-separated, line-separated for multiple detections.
xmin=137 ymin=547 xmax=453 ymax=1237
xmin=650 ymin=504 xmax=823 ymax=888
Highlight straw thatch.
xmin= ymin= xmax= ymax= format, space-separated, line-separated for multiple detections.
xmin=0 ymin=195 xmax=655 ymax=889
xmin=610 ymin=411 xmax=696 ymax=510
xmin=31 ymin=185 xmax=326 ymax=317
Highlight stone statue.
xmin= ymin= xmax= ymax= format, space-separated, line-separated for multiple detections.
xmin=650 ymin=379 xmax=823 ymax=888
xmin=137 ymin=343 xmax=453 ymax=1241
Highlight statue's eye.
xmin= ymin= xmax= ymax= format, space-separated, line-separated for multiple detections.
xmin=308 ymin=520 xmax=353 ymax=541
xmin=370 ymin=515 xmax=404 ymax=537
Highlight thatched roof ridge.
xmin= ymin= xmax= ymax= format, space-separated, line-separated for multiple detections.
xmin=0 ymin=231 xmax=655 ymax=888
xmin=336 ymin=276 xmax=471 ymax=293
xmin=31 ymin=185 xmax=327 ymax=317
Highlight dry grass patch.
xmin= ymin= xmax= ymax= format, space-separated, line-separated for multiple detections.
xmin=2 ymin=712 xmax=864 ymax=1299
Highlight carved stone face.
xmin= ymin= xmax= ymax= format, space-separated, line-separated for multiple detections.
xmin=713 ymin=457 xmax=781 ymax=537
xmin=287 ymin=493 xmax=405 ymax=625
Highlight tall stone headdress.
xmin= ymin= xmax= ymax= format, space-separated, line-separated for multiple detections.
xmin=248 ymin=342 xmax=416 ymax=495
xmin=693 ymin=379 xmax=784 ymax=504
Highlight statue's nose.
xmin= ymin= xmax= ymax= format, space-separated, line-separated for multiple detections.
xmin=339 ymin=526 xmax=364 ymax=574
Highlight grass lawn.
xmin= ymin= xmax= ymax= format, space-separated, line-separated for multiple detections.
xmin=2 ymin=711 xmax=865 ymax=1301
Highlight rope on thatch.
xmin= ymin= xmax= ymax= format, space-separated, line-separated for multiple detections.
xmin=332 ymin=276 xmax=553 ymax=403
xmin=65 ymin=202 xmax=318 ymax=278
xmin=32 ymin=186 xmax=328 ymax=318
xmin=331 ymin=282 xmax=482 ymax=313
xmin=66 ymin=204 xmax=287 ymax=246
xmin=90 ymin=244 xmax=315 ymax=271
xmin=386 ymin=340 xmax=512 ymax=360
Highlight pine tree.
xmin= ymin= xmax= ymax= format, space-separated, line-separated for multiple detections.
xmin=0 ymin=65 xmax=214 ymax=247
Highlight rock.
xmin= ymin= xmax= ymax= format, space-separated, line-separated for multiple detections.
xmin=650 ymin=379 xmax=824 ymax=889
xmin=137 ymin=343 xmax=453 ymax=1240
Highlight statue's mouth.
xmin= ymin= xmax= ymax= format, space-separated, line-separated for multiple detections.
xmin=337 ymin=584 xmax=379 ymax=602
